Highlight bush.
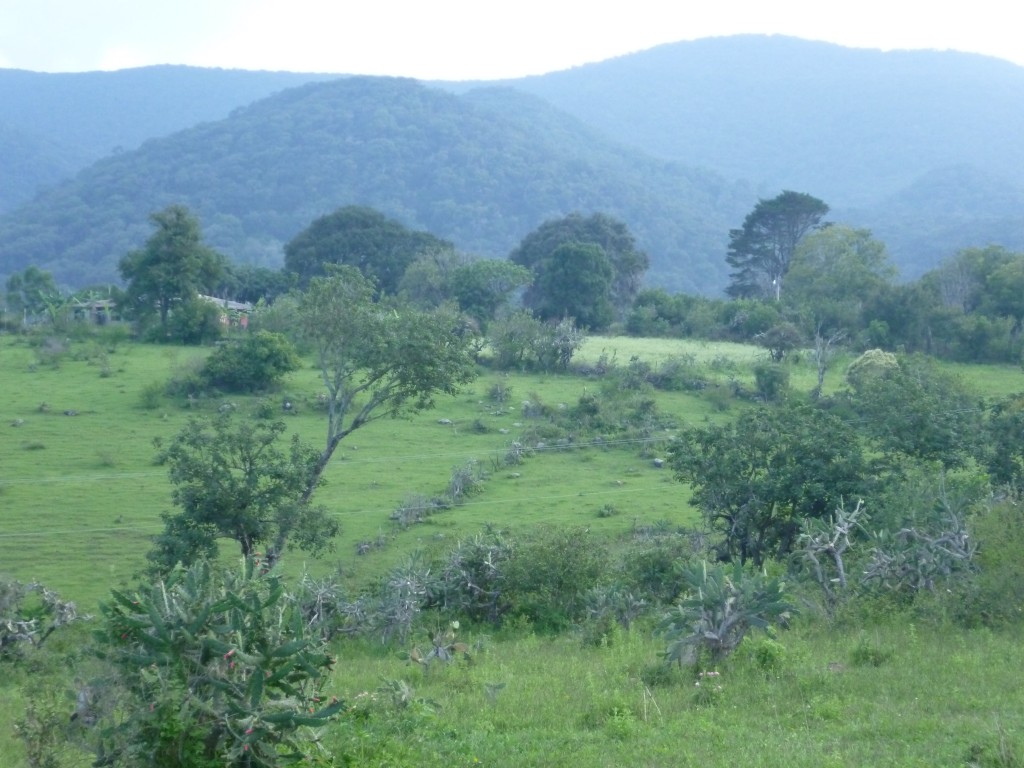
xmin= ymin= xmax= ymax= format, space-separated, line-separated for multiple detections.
xmin=660 ymin=561 xmax=793 ymax=667
xmin=201 ymin=331 xmax=300 ymax=393
xmin=151 ymin=299 xmax=223 ymax=345
xmin=94 ymin=560 xmax=343 ymax=766
xmin=753 ymin=362 xmax=789 ymax=402
xmin=502 ymin=526 xmax=607 ymax=632
xmin=956 ymin=498 xmax=1024 ymax=626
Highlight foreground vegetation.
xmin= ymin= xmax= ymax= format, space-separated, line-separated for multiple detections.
xmin=3 ymin=324 xmax=1024 ymax=767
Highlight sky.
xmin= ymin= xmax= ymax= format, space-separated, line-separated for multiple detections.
xmin=1 ymin=0 xmax=1022 ymax=79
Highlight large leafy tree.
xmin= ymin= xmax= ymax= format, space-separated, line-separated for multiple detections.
xmin=118 ymin=205 xmax=225 ymax=331
xmin=510 ymin=212 xmax=649 ymax=321
xmin=284 ymin=205 xmax=452 ymax=294
xmin=532 ymin=242 xmax=615 ymax=330
xmin=295 ymin=265 xmax=477 ymax=507
xmin=670 ymin=403 xmax=868 ymax=565
xmin=784 ymin=225 xmax=896 ymax=334
xmin=149 ymin=413 xmax=337 ymax=571
xmin=725 ymin=191 xmax=829 ymax=300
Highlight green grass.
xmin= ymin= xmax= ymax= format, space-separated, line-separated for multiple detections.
xmin=2 ymin=332 xmax=1020 ymax=607
xmin=320 ymin=618 xmax=1024 ymax=767
xmin=0 ymin=335 xmax=706 ymax=608
xmin=3 ymin=330 xmax=1024 ymax=767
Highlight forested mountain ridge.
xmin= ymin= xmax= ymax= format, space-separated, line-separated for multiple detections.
xmin=3 ymin=35 xmax=1023 ymax=294
xmin=474 ymin=35 xmax=1024 ymax=276
xmin=494 ymin=35 xmax=1024 ymax=206
xmin=0 ymin=76 xmax=750 ymax=293
xmin=0 ymin=65 xmax=340 ymax=211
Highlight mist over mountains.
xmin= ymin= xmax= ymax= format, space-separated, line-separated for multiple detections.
xmin=1 ymin=35 xmax=1022 ymax=295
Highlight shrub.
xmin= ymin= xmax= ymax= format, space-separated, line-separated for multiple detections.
xmin=957 ymin=498 xmax=1024 ymax=626
xmin=138 ymin=380 xmax=165 ymax=410
xmin=201 ymin=331 xmax=300 ymax=393
xmin=502 ymin=526 xmax=607 ymax=632
xmin=753 ymin=362 xmax=789 ymax=402
xmin=660 ymin=561 xmax=793 ymax=667
xmin=0 ymin=579 xmax=83 ymax=661
xmin=93 ymin=560 xmax=343 ymax=766
xmin=154 ymin=299 xmax=223 ymax=345
xmin=435 ymin=529 xmax=514 ymax=625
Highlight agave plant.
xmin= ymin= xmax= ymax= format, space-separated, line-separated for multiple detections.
xmin=410 ymin=621 xmax=470 ymax=668
xmin=660 ymin=560 xmax=793 ymax=667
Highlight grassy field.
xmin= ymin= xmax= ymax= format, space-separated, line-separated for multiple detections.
xmin=1 ymin=332 xmax=720 ymax=608
xmin=313 ymin=618 xmax=1024 ymax=767
xmin=2 ymin=332 xmax=1019 ymax=607
xmin=2 ymin=330 xmax=1023 ymax=767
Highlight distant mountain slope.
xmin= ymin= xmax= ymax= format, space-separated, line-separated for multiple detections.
xmin=0 ymin=120 xmax=84 ymax=211
xmin=848 ymin=166 xmax=1024 ymax=277
xmin=493 ymin=35 xmax=1024 ymax=208
xmin=0 ymin=66 xmax=339 ymax=210
xmin=0 ymin=77 xmax=750 ymax=294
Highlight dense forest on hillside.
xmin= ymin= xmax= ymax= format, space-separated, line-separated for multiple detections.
xmin=498 ymin=35 xmax=1024 ymax=204
xmin=0 ymin=66 xmax=339 ymax=210
xmin=2 ymin=35 xmax=1024 ymax=295
xmin=0 ymin=77 xmax=749 ymax=293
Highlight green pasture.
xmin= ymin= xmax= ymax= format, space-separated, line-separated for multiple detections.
xmin=326 ymin=617 xmax=1024 ymax=767
xmin=0 ymin=334 xmax=707 ymax=608
xmin=2 ymin=332 xmax=1020 ymax=610
xmin=2 ymin=330 xmax=1024 ymax=767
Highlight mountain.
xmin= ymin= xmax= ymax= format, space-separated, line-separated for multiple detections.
xmin=3 ymin=35 xmax=1024 ymax=296
xmin=0 ymin=76 xmax=750 ymax=294
xmin=847 ymin=165 xmax=1024 ymax=278
xmin=0 ymin=65 xmax=340 ymax=211
xmin=491 ymin=35 xmax=1024 ymax=208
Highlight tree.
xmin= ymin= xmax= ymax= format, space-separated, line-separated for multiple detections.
xmin=533 ymin=242 xmax=615 ymax=329
xmin=510 ymin=212 xmax=649 ymax=320
xmin=294 ymin=266 xmax=477 ymax=508
xmin=284 ymin=205 xmax=452 ymax=294
xmin=982 ymin=393 xmax=1024 ymax=487
xmin=449 ymin=259 xmax=532 ymax=329
xmin=784 ymin=225 xmax=896 ymax=335
xmin=149 ymin=413 xmax=337 ymax=571
xmin=983 ymin=252 xmax=1024 ymax=337
xmin=118 ymin=205 xmax=225 ymax=333
xmin=848 ymin=355 xmax=981 ymax=471
xmin=725 ymin=191 xmax=829 ymax=300
xmin=4 ymin=266 xmax=62 ymax=325
xmin=670 ymin=403 xmax=868 ymax=565
xmin=397 ymin=247 xmax=472 ymax=309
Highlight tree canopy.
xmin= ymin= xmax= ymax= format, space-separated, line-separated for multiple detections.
xmin=294 ymin=266 xmax=478 ymax=508
xmin=149 ymin=413 xmax=337 ymax=571
xmin=532 ymin=242 xmax=615 ymax=330
xmin=449 ymin=258 xmax=532 ymax=329
xmin=118 ymin=205 xmax=225 ymax=333
xmin=510 ymin=212 xmax=649 ymax=323
xmin=4 ymin=265 xmax=61 ymax=324
xmin=784 ymin=225 xmax=897 ymax=334
xmin=284 ymin=205 xmax=452 ymax=294
xmin=670 ymin=403 xmax=868 ymax=565
xmin=725 ymin=191 xmax=829 ymax=300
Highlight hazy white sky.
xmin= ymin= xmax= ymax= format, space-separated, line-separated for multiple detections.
xmin=1 ymin=0 xmax=1021 ymax=78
